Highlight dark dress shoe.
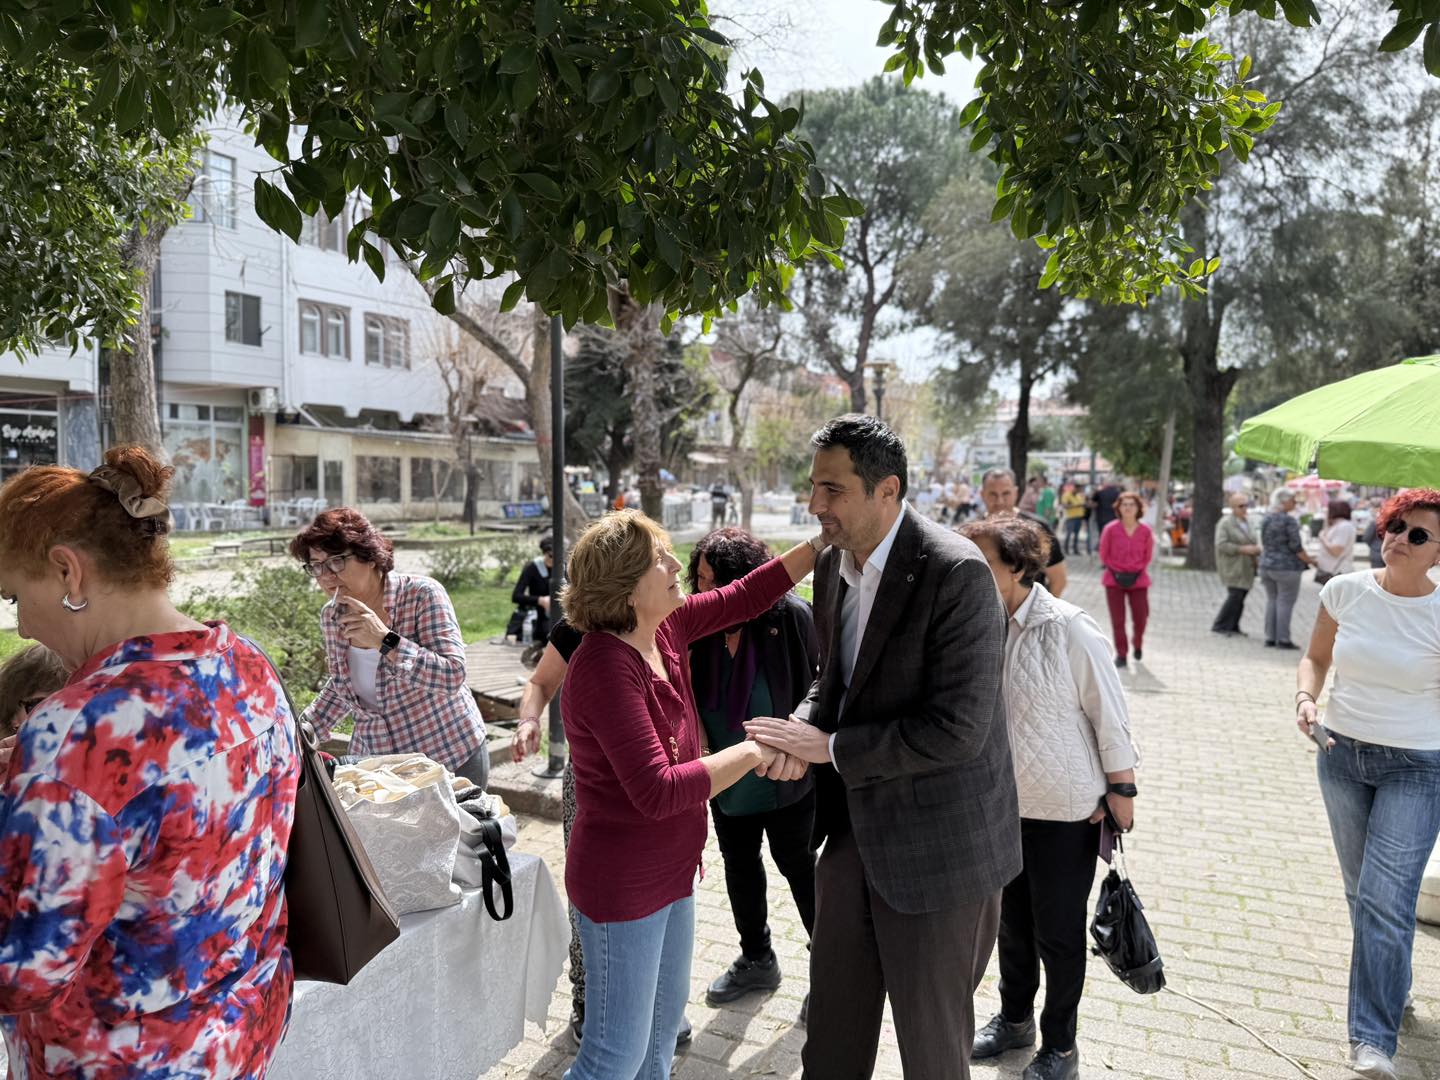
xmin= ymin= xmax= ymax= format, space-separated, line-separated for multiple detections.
xmin=1265 ymin=640 xmax=1277 ymax=647
xmin=1113 ymin=656 xmax=1127 ymax=668
xmin=1276 ymin=641 xmax=1300 ymax=650
xmin=1133 ymin=648 xmax=1143 ymax=661
xmin=706 ymin=953 xmax=782 ymax=1004
xmin=677 ymin=1015 xmax=692 ymax=1046
xmin=972 ymin=1013 xmax=1037 ymax=1059
xmin=1023 ymin=1046 xmax=1081 ymax=1080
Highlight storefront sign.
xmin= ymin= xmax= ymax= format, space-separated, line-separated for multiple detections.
xmin=0 ymin=417 xmax=57 ymax=447
xmin=248 ymin=416 xmax=267 ymax=506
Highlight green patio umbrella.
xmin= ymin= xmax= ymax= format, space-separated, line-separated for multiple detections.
xmin=1234 ymin=356 xmax=1440 ymax=488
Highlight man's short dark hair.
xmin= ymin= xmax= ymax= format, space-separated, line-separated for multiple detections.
xmin=811 ymin=414 xmax=908 ymax=499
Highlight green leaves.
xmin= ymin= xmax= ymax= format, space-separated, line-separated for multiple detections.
xmin=254 ymin=177 xmax=303 ymax=241
xmin=1380 ymin=19 xmax=1427 ymax=51
xmin=295 ymin=0 xmax=329 ymax=50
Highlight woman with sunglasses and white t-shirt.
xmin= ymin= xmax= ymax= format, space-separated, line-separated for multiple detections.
xmin=1295 ymin=489 xmax=1440 ymax=1080
xmin=290 ymin=507 xmax=489 ymax=788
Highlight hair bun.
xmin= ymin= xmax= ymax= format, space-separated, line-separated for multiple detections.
xmin=103 ymin=445 xmax=175 ymax=502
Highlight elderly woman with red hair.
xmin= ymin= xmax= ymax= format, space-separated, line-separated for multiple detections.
xmin=1296 ymin=488 xmax=1440 ymax=1080
xmin=291 ymin=507 xmax=489 ymax=786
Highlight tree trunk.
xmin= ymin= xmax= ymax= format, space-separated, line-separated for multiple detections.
xmin=1180 ymin=202 xmax=1239 ymax=572
xmin=528 ymin=306 xmax=588 ymax=539
xmin=610 ymin=287 xmax=665 ymax=523
xmin=847 ymin=372 xmax=867 ymax=414
xmin=109 ymin=229 xmax=167 ymax=456
xmin=1007 ymin=365 xmax=1035 ymax=482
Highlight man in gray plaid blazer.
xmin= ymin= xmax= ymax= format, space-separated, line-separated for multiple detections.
xmin=747 ymin=415 xmax=1022 ymax=1079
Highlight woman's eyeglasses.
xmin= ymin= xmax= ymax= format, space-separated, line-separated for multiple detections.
xmin=1385 ymin=519 xmax=1440 ymax=547
xmin=21 ymin=696 xmax=46 ymax=718
xmin=303 ymin=554 xmax=354 ymax=578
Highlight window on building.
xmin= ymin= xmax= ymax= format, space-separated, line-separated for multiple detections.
xmin=273 ymin=455 xmax=320 ymax=500
xmin=299 ymin=301 xmax=349 ymax=357
xmin=162 ymin=400 xmax=245 ymax=503
xmin=356 ymin=456 xmax=401 ymax=503
xmin=517 ymin=462 xmax=544 ymax=501
xmin=224 ymin=292 xmax=262 ymax=346
xmin=323 ymin=460 xmax=343 ymax=505
xmin=303 ymin=209 xmax=345 ymax=253
xmin=410 ymin=457 xmax=465 ymax=501
xmin=189 ymin=151 xmax=237 ymax=228
xmin=364 ymin=314 xmax=410 ymax=369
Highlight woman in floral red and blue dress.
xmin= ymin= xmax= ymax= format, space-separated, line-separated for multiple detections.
xmin=0 ymin=446 xmax=298 ymax=1079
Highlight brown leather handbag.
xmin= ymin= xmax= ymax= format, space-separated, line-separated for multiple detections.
xmin=253 ymin=642 xmax=401 ymax=983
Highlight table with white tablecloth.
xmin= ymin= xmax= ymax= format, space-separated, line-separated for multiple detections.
xmin=269 ymin=852 xmax=569 ymax=1080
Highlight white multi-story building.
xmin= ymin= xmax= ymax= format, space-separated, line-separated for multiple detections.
xmin=0 ymin=115 xmax=539 ymax=524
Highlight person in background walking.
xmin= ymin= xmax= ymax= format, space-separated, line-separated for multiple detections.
xmin=1362 ymin=500 xmax=1387 ymax=569
xmin=1295 ymin=488 xmax=1440 ymax=1080
xmin=1035 ymin=474 xmax=1058 ymax=529
xmin=688 ymin=529 xmax=821 ymax=1016
xmin=1059 ymin=482 xmax=1087 ymax=555
xmin=961 ymin=515 xmax=1138 ymax=1080
xmin=1212 ymin=492 xmax=1261 ymax=637
xmin=1315 ymin=500 xmax=1357 ymax=586
xmin=710 ymin=481 xmax=731 ymax=530
xmin=1092 ymin=477 xmax=1122 ymax=535
xmin=0 ymin=446 xmax=297 ymax=1077
xmin=292 ymin=507 xmax=490 ymax=787
xmin=1098 ymin=492 xmax=1154 ymax=668
xmin=1019 ymin=475 xmax=1042 ymax=515
xmin=558 ymin=510 xmax=819 ymax=1080
xmin=1259 ymin=488 xmax=1314 ymax=650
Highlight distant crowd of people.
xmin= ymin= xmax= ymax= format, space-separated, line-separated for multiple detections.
xmin=0 ymin=424 xmax=1434 ymax=1080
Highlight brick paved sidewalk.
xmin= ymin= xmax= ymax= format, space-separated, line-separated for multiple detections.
xmin=487 ymin=555 xmax=1440 ymax=1080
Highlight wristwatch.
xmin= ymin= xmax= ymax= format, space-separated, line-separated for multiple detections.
xmin=378 ymin=630 xmax=402 ymax=656
xmin=806 ymin=533 xmax=828 ymax=554
xmin=1107 ymin=782 xmax=1138 ymax=798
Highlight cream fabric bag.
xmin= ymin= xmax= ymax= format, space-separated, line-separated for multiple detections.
xmin=333 ymin=755 xmax=463 ymax=915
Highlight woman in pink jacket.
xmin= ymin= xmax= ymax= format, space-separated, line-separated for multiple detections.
xmin=1098 ymin=491 xmax=1155 ymax=668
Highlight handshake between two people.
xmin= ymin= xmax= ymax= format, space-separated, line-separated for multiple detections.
xmin=743 ymin=715 xmax=832 ymax=783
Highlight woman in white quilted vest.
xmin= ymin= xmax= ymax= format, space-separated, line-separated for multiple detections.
xmin=959 ymin=516 xmax=1139 ymax=1080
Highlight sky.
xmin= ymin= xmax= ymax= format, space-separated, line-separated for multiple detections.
xmin=716 ymin=1 xmax=986 ymax=385
xmin=725 ymin=0 xmax=982 ymax=107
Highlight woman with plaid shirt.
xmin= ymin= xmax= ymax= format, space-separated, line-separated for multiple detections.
xmin=292 ymin=508 xmax=490 ymax=788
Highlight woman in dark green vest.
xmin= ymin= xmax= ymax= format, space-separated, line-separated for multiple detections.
xmin=688 ymin=528 xmax=820 ymax=1021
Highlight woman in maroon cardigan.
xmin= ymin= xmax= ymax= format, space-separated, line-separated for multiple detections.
xmin=560 ymin=509 xmax=821 ymax=1079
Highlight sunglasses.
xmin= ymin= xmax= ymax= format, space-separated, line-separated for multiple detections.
xmin=21 ymin=696 xmax=46 ymax=718
xmin=1385 ymin=518 xmax=1440 ymax=547
xmin=303 ymin=554 xmax=355 ymax=578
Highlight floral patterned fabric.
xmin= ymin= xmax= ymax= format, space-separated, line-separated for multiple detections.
xmin=0 ymin=623 xmax=298 ymax=1079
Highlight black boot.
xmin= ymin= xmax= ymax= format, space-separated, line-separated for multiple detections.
xmin=705 ymin=953 xmax=782 ymax=1004
xmin=972 ymin=1013 xmax=1037 ymax=1059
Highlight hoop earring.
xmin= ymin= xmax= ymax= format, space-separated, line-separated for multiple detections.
xmin=61 ymin=593 xmax=88 ymax=613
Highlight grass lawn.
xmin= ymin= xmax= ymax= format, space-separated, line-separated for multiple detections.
xmin=0 ymin=629 xmax=26 ymax=663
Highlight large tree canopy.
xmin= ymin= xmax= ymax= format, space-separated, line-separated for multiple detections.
xmin=0 ymin=0 xmax=855 ymax=355
xmin=880 ymin=0 xmax=1440 ymax=304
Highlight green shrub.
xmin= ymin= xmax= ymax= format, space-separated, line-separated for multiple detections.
xmin=426 ymin=535 xmax=539 ymax=590
xmin=179 ymin=563 xmax=328 ymax=709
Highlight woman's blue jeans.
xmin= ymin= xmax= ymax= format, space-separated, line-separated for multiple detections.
xmin=564 ymin=896 xmax=693 ymax=1080
xmin=1318 ymin=733 xmax=1440 ymax=1055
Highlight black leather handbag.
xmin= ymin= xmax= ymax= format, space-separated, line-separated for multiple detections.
xmin=1090 ymin=829 xmax=1165 ymax=994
